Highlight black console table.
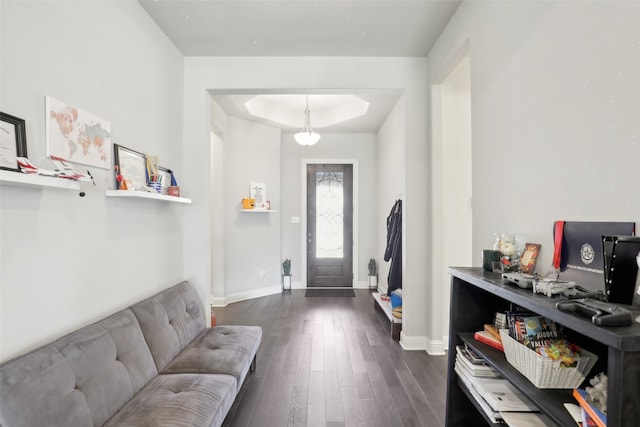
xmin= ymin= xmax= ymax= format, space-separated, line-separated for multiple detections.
xmin=445 ymin=267 xmax=640 ymax=427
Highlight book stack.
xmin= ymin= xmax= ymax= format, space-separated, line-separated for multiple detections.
xmin=573 ymin=388 xmax=607 ymax=427
xmin=473 ymin=323 xmax=504 ymax=351
xmin=454 ymin=344 xmax=543 ymax=425
xmin=507 ymin=312 xmax=559 ymax=350
xmin=455 ymin=345 xmax=501 ymax=379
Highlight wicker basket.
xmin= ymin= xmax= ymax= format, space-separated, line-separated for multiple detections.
xmin=499 ymin=329 xmax=598 ymax=389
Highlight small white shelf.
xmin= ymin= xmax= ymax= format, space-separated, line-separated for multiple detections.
xmin=240 ymin=209 xmax=277 ymax=213
xmin=105 ymin=190 xmax=192 ymax=204
xmin=0 ymin=170 xmax=81 ymax=190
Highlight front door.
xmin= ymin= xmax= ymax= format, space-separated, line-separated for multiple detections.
xmin=306 ymin=164 xmax=353 ymax=287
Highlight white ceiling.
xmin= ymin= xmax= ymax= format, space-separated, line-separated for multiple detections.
xmin=139 ymin=0 xmax=461 ymax=133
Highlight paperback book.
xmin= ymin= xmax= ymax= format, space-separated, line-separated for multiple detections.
xmin=454 ymin=364 xmax=503 ymax=423
xmin=473 ymin=330 xmax=504 ymax=352
xmin=500 ymin=411 xmax=553 ymax=427
xmin=469 ymin=376 xmax=539 ymax=412
xmin=455 ymin=353 xmax=502 ymax=379
xmin=455 ymin=345 xmax=499 ymax=377
xmin=573 ymin=388 xmax=607 ymax=427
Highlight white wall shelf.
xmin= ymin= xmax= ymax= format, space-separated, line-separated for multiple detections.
xmin=104 ymin=190 xmax=192 ymax=204
xmin=240 ymin=209 xmax=276 ymax=213
xmin=0 ymin=170 xmax=81 ymax=190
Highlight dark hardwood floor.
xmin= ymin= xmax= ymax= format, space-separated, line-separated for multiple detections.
xmin=216 ymin=289 xmax=448 ymax=427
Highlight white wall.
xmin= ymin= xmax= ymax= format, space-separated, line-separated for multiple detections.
xmin=183 ymin=57 xmax=430 ymax=349
xmin=221 ymin=117 xmax=282 ymax=302
xmin=427 ymin=0 xmax=640 ymax=344
xmin=376 ymin=97 xmax=406 ymax=295
xmin=210 ymin=99 xmax=228 ymax=305
xmin=280 ymin=133 xmax=377 ymax=288
xmin=429 ymin=55 xmax=472 ymax=353
xmin=0 ymin=1 xmax=184 ymax=361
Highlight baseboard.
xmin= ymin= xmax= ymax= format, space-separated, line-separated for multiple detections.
xmin=355 ymin=281 xmax=373 ymax=289
xmin=211 ymin=285 xmax=282 ymax=307
xmin=425 ymin=336 xmax=448 ymax=356
xmin=212 ymin=281 xmax=369 ymax=305
xmin=290 ymin=280 xmax=305 ymax=289
xmin=399 ymin=331 xmax=427 ymax=351
xmin=295 ymin=281 xmax=370 ymax=289
xmin=211 ymin=296 xmax=227 ymax=307
xmin=399 ymin=333 xmax=449 ymax=354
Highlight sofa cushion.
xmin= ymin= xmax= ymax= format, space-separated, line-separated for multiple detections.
xmin=0 ymin=309 xmax=157 ymax=427
xmin=131 ymin=281 xmax=206 ymax=371
xmin=103 ymin=373 xmax=236 ymax=427
xmin=162 ymin=325 xmax=262 ymax=390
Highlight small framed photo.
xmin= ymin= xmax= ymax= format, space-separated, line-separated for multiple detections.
xmin=250 ymin=181 xmax=267 ymax=209
xmin=113 ymin=144 xmax=147 ymax=190
xmin=157 ymin=166 xmax=173 ymax=195
xmin=0 ymin=112 xmax=28 ymax=172
xmin=520 ymin=243 xmax=541 ymax=274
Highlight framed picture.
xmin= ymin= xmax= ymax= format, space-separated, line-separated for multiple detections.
xmin=520 ymin=243 xmax=541 ymax=274
xmin=46 ymin=96 xmax=112 ymax=169
xmin=0 ymin=112 xmax=27 ymax=172
xmin=113 ymin=144 xmax=147 ymax=190
xmin=250 ymin=181 xmax=267 ymax=209
xmin=157 ymin=166 xmax=173 ymax=195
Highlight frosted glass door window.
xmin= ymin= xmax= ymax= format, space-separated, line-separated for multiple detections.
xmin=315 ymin=171 xmax=344 ymax=258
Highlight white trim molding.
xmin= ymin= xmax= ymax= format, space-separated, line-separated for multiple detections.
xmin=399 ymin=332 xmax=449 ymax=354
xmin=211 ymin=285 xmax=282 ymax=307
xmin=399 ymin=331 xmax=427 ymax=351
xmin=425 ymin=336 xmax=448 ymax=356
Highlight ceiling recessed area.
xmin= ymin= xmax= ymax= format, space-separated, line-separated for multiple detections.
xmin=210 ymin=91 xmax=403 ymax=133
xmin=244 ymin=94 xmax=370 ymax=129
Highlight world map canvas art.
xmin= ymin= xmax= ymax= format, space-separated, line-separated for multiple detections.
xmin=46 ymin=96 xmax=112 ymax=169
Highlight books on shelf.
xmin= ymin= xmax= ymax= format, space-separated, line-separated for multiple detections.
xmin=563 ymin=403 xmax=583 ymax=426
xmin=471 ymin=376 xmax=539 ymax=412
xmin=461 ymin=343 xmax=485 ymax=364
xmin=455 ymin=359 xmax=501 ymax=379
xmin=455 ymin=345 xmax=501 ymax=378
xmin=454 ymin=364 xmax=503 ymax=423
xmin=484 ymin=323 xmax=502 ymax=341
xmin=573 ymin=388 xmax=607 ymax=427
xmin=455 ymin=353 xmax=538 ymax=413
xmin=494 ymin=312 xmax=508 ymax=329
xmin=500 ymin=411 xmax=553 ymax=427
xmin=473 ymin=330 xmax=504 ymax=351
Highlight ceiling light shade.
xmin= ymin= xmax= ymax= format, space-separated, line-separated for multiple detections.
xmin=294 ymin=96 xmax=320 ymax=146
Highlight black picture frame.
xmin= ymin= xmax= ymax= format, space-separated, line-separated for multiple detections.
xmin=0 ymin=112 xmax=28 ymax=172
xmin=113 ymin=144 xmax=148 ymax=190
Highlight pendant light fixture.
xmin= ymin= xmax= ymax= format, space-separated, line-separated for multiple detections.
xmin=294 ymin=95 xmax=321 ymax=146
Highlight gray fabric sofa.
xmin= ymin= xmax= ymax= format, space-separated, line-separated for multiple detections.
xmin=0 ymin=281 xmax=261 ymax=427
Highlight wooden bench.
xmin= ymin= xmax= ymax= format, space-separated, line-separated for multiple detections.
xmin=372 ymin=292 xmax=402 ymax=341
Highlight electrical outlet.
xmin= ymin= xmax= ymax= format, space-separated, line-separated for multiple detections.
xmin=291 ymin=216 xmax=300 ymax=224
xmin=259 ymin=270 xmax=266 ymax=280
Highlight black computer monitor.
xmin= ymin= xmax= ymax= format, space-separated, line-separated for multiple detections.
xmin=605 ymin=236 xmax=640 ymax=305
xmin=556 ymin=221 xmax=635 ymax=293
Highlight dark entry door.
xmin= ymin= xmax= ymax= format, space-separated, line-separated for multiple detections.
xmin=306 ymin=164 xmax=353 ymax=287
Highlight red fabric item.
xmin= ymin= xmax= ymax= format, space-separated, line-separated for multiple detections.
xmin=553 ymin=221 xmax=565 ymax=270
